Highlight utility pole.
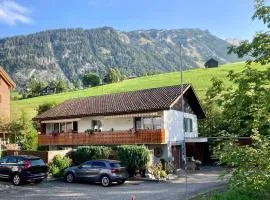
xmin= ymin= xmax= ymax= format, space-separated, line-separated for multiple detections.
xmin=179 ymin=43 xmax=188 ymax=199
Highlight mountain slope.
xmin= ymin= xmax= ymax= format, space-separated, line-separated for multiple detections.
xmin=0 ymin=27 xmax=242 ymax=88
xmin=12 ymin=62 xmax=269 ymax=119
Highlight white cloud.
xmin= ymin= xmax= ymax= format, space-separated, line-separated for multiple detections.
xmin=0 ymin=0 xmax=33 ymax=25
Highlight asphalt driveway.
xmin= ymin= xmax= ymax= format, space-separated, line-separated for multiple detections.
xmin=0 ymin=167 xmax=225 ymax=200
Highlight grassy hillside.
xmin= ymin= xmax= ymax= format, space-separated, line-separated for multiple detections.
xmin=11 ymin=62 xmax=269 ymax=119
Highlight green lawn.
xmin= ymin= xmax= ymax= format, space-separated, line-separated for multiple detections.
xmin=11 ymin=62 xmax=269 ymax=119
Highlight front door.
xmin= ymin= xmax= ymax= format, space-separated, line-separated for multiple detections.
xmin=171 ymin=145 xmax=181 ymax=169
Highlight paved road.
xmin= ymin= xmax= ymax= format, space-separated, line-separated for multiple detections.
xmin=0 ymin=167 xmax=225 ymax=200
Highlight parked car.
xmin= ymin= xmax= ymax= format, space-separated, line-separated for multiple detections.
xmin=0 ymin=155 xmax=48 ymax=186
xmin=64 ymin=160 xmax=129 ymax=187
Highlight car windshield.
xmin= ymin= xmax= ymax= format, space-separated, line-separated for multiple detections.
xmin=29 ymin=159 xmax=45 ymax=166
xmin=109 ymin=162 xmax=121 ymax=168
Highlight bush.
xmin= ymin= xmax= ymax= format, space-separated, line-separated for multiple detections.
xmin=208 ymin=190 xmax=266 ymax=200
xmin=74 ymin=146 xmax=112 ymax=164
xmin=49 ymin=155 xmax=71 ymax=178
xmin=115 ymin=145 xmax=150 ymax=176
xmin=37 ymin=102 xmax=57 ymax=115
xmin=147 ymin=162 xmax=167 ymax=179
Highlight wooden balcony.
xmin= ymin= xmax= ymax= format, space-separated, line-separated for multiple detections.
xmin=38 ymin=129 xmax=166 ymax=146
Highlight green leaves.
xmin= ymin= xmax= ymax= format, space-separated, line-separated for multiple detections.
xmin=115 ymin=145 xmax=150 ymax=176
xmin=73 ymin=146 xmax=112 ymax=164
xmin=219 ymin=135 xmax=270 ymax=196
xmin=200 ymin=66 xmax=270 ymax=138
xmin=82 ymin=73 xmax=101 ymax=88
xmin=228 ymin=0 xmax=270 ymax=65
xmin=49 ymin=155 xmax=72 ymax=178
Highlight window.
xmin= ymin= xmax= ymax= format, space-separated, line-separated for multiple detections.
xmin=134 ymin=117 xmax=142 ymax=130
xmin=60 ymin=123 xmax=65 ymax=133
xmin=109 ymin=162 xmax=121 ymax=168
xmin=184 ymin=118 xmax=193 ymax=132
xmin=135 ymin=116 xmax=162 ymax=130
xmin=0 ymin=157 xmax=8 ymax=163
xmin=143 ymin=118 xmax=153 ymax=129
xmin=81 ymin=161 xmax=92 ymax=167
xmin=53 ymin=123 xmax=59 ymax=133
xmin=66 ymin=122 xmax=73 ymax=132
xmin=30 ymin=159 xmax=45 ymax=166
xmin=92 ymin=120 xmax=102 ymax=131
xmin=7 ymin=156 xmax=18 ymax=164
xmin=73 ymin=121 xmax=78 ymax=132
xmin=153 ymin=117 xmax=161 ymax=129
xmin=92 ymin=161 xmax=106 ymax=168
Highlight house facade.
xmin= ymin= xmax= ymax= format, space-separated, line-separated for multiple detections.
xmin=0 ymin=67 xmax=16 ymax=120
xmin=34 ymin=84 xmax=207 ymax=168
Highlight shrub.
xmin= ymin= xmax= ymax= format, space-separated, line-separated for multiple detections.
xmin=74 ymin=146 xmax=112 ymax=164
xmin=148 ymin=162 xmax=168 ymax=179
xmin=208 ymin=190 xmax=266 ymax=200
xmin=115 ymin=145 xmax=150 ymax=176
xmin=49 ymin=155 xmax=71 ymax=178
xmin=37 ymin=102 xmax=57 ymax=115
xmin=219 ymin=135 xmax=270 ymax=196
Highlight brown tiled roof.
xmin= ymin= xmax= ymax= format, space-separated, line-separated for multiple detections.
xmin=0 ymin=67 xmax=16 ymax=89
xmin=34 ymin=84 xmax=205 ymax=121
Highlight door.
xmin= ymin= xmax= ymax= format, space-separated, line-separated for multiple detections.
xmin=0 ymin=156 xmax=18 ymax=178
xmin=91 ymin=161 xmax=107 ymax=181
xmin=171 ymin=145 xmax=181 ymax=169
xmin=0 ymin=156 xmax=9 ymax=178
xmin=76 ymin=161 xmax=93 ymax=179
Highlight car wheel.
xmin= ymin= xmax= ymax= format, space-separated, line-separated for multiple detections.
xmin=100 ymin=175 xmax=111 ymax=187
xmin=65 ymin=172 xmax=75 ymax=183
xmin=12 ymin=174 xmax=22 ymax=186
xmin=117 ymin=179 xmax=126 ymax=184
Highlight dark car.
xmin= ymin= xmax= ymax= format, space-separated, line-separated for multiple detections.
xmin=64 ymin=160 xmax=129 ymax=187
xmin=0 ymin=155 xmax=48 ymax=186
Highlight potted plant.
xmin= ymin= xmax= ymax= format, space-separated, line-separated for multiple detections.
xmin=84 ymin=129 xmax=94 ymax=134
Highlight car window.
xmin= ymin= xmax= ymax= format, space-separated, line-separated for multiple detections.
xmin=29 ymin=159 xmax=45 ymax=166
xmin=110 ymin=163 xmax=121 ymax=168
xmin=16 ymin=157 xmax=25 ymax=164
xmin=0 ymin=157 xmax=8 ymax=163
xmin=6 ymin=156 xmax=17 ymax=164
xmin=81 ymin=161 xmax=92 ymax=167
xmin=92 ymin=161 xmax=106 ymax=168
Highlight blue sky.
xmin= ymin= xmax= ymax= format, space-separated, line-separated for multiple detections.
xmin=0 ymin=0 xmax=266 ymax=39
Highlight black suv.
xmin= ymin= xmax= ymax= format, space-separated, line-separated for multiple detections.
xmin=0 ymin=155 xmax=48 ymax=186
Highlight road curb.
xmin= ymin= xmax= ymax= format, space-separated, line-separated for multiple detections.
xmin=128 ymin=177 xmax=167 ymax=182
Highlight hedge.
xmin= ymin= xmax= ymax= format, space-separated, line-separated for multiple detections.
xmin=73 ymin=146 xmax=112 ymax=164
xmin=115 ymin=145 xmax=150 ymax=176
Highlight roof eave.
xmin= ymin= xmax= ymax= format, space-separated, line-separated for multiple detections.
xmin=34 ymin=109 xmax=167 ymax=122
xmin=0 ymin=67 xmax=16 ymax=89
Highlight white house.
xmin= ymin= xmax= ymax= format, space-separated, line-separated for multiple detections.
xmin=34 ymin=84 xmax=207 ymax=168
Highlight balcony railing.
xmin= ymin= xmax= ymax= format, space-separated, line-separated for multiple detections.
xmin=38 ymin=129 xmax=166 ymax=146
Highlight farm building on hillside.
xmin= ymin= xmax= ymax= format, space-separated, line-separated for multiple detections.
xmin=40 ymin=85 xmax=57 ymax=95
xmin=204 ymin=58 xmax=218 ymax=68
